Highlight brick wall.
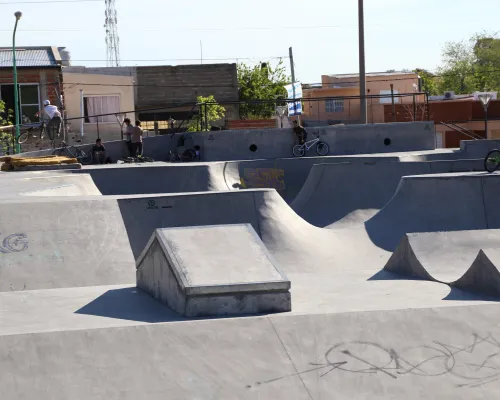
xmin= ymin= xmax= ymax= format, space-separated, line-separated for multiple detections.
xmin=228 ymin=119 xmax=276 ymax=130
xmin=136 ymin=64 xmax=238 ymax=108
xmin=0 ymin=68 xmax=63 ymax=106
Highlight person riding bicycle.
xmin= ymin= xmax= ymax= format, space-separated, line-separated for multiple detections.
xmin=293 ymin=120 xmax=307 ymax=144
xmin=42 ymin=100 xmax=62 ymax=139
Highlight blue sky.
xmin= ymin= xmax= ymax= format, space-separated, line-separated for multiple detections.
xmin=0 ymin=0 xmax=498 ymax=83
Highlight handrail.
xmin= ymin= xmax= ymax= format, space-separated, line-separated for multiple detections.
xmin=439 ymin=121 xmax=484 ymax=140
xmin=0 ymin=125 xmax=14 ymax=132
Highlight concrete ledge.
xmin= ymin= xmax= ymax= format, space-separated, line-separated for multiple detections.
xmin=136 ymin=224 xmax=291 ymax=317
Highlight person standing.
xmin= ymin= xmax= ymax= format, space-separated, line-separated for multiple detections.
xmin=293 ymin=120 xmax=308 ymax=144
xmin=42 ymin=100 xmax=62 ymax=140
xmin=131 ymin=120 xmax=143 ymax=157
xmin=124 ymin=118 xmax=134 ymax=156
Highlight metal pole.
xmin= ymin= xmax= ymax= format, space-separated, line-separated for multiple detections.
xmin=412 ymin=94 xmax=416 ymax=121
xmin=12 ymin=13 xmax=22 ymax=154
xmin=390 ymin=84 xmax=396 ymax=122
xmin=358 ymin=0 xmax=367 ymax=124
xmin=79 ymin=89 xmax=84 ymax=138
xmin=96 ymin=118 xmax=100 ymax=140
xmin=485 ymin=106 xmax=489 ymax=138
xmin=289 ymin=47 xmax=300 ymax=125
xmin=204 ymin=103 xmax=208 ymax=131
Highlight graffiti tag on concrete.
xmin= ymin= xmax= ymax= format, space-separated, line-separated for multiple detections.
xmin=0 ymin=233 xmax=28 ymax=254
xmin=241 ymin=168 xmax=285 ymax=191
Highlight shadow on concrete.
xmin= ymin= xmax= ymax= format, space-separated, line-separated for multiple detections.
xmin=75 ymin=287 xmax=187 ymax=323
xmin=442 ymin=287 xmax=500 ymax=302
xmin=75 ymin=286 xmax=278 ymax=323
xmin=367 ymin=269 xmax=424 ymax=281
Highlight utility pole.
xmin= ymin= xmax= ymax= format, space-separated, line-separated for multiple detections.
xmin=358 ymin=0 xmax=367 ymax=124
xmin=289 ymin=47 xmax=300 ymax=124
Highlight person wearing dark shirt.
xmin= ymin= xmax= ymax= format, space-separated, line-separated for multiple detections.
xmin=293 ymin=120 xmax=307 ymax=144
xmin=92 ymin=139 xmax=109 ymax=164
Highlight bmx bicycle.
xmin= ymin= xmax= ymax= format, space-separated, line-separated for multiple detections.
xmin=17 ymin=120 xmax=47 ymax=144
xmin=292 ymin=131 xmax=329 ymax=157
xmin=52 ymin=140 xmax=93 ymax=165
xmin=484 ymin=149 xmax=500 ymax=173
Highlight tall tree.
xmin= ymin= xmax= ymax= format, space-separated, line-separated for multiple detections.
xmin=237 ymin=60 xmax=290 ymax=119
xmin=187 ymin=95 xmax=226 ymax=132
xmin=414 ymin=68 xmax=439 ymax=95
xmin=436 ymin=33 xmax=500 ymax=94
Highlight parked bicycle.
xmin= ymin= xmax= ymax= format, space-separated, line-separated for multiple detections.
xmin=292 ymin=131 xmax=329 ymax=157
xmin=52 ymin=140 xmax=93 ymax=165
xmin=485 ymin=149 xmax=500 ymax=173
xmin=17 ymin=121 xmax=46 ymax=144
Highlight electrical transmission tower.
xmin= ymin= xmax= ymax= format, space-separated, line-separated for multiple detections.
xmin=104 ymin=0 xmax=120 ymax=67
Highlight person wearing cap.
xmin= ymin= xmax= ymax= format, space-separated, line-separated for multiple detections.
xmin=42 ymin=100 xmax=62 ymax=140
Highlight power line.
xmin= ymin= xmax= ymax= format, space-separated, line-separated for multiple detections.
xmin=0 ymin=0 xmax=101 ymax=3
xmin=0 ymin=56 xmax=288 ymax=62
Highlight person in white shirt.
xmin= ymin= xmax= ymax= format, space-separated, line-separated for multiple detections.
xmin=42 ymin=100 xmax=62 ymax=139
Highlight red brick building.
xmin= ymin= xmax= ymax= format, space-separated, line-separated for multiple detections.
xmin=0 ymin=46 xmax=64 ymax=124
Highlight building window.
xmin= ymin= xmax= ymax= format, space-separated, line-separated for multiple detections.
xmin=84 ymin=95 xmax=120 ymax=123
xmin=0 ymin=84 xmax=40 ymax=124
xmin=379 ymin=90 xmax=400 ymax=104
xmin=325 ymin=99 xmax=344 ymax=113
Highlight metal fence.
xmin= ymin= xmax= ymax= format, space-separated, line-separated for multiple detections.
xmin=3 ymin=92 xmax=429 ymax=154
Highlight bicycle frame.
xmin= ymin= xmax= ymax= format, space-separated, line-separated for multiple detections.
xmin=299 ymin=137 xmax=320 ymax=151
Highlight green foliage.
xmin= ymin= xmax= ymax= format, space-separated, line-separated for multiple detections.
xmin=0 ymin=100 xmax=13 ymax=154
xmin=436 ymin=33 xmax=500 ymax=94
xmin=187 ymin=95 xmax=226 ymax=132
xmin=414 ymin=68 xmax=439 ymax=95
xmin=237 ymin=60 xmax=290 ymax=119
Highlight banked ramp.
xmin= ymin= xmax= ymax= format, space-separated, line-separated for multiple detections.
xmin=292 ymin=159 xmax=483 ymax=227
xmin=384 ymin=230 xmax=500 ymax=296
xmin=365 ymin=172 xmax=500 ymax=250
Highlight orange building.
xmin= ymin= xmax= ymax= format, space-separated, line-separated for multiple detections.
xmin=302 ymin=71 xmax=423 ymax=125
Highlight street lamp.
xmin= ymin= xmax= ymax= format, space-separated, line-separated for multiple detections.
xmin=358 ymin=0 xmax=367 ymax=124
xmin=13 ymin=11 xmax=22 ymax=154
xmin=478 ymin=93 xmax=492 ymax=138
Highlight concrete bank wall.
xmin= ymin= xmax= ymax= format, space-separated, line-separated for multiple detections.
xmin=18 ymin=122 xmax=435 ymax=162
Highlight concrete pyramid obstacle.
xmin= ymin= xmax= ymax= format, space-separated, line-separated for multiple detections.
xmin=136 ymin=224 xmax=291 ymax=317
xmin=384 ymin=230 xmax=500 ymax=295
xmin=366 ymin=172 xmax=500 ymax=250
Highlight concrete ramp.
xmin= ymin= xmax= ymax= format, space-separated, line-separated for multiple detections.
xmin=292 ymin=159 xmax=483 ymax=227
xmin=0 ymin=173 xmax=101 ymax=198
xmin=78 ymin=163 xmax=229 ymax=195
xmin=136 ymin=224 xmax=291 ymax=317
xmin=0 ymin=197 xmax=134 ymax=292
xmin=384 ymin=231 xmax=500 ymax=295
xmin=366 ymin=172 xmax=500 ymax=250
xmin=0 ymin=189 xmax=320 ymax=292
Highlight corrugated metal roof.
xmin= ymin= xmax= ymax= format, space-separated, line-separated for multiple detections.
xmin=0 ymin=47 xmax=57 ymax=68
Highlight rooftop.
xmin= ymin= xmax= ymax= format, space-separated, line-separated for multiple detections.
xmin=0 ymin=46 xmax=66 ymax=68
xmin=324 ymin=71 xmax=418 ymax=80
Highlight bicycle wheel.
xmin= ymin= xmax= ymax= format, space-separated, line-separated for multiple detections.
xmin=74 ymin=148 xmax=93 ymax=165
xmin=17 ymin=131 xmax=29 ymax=144
xmin=484 ymin=149 xmax=500 ymax=173
xmin=316 ymin=141 xmax=329 ymax=156
xmin=52 ymin=148 xmax=65 ymax=157
xmin=292 ymin=144 xmax=305 ymax=157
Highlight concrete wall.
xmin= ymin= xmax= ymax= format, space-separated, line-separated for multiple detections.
xmin=63 ymin=72 xmax=135 ymax=145
xmin=18 ymin=122 xmax=436 ymax=162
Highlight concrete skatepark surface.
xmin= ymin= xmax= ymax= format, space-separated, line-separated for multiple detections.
xmin=4 ymin=127 xmax=500 ymax=399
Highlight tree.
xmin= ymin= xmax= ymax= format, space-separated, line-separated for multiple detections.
xmin=237 ymin=60 xmax=290 ymax=119
xmin=0 ymin=100 xmax=13 ymax=154
xmin=414 ymin=68 xmax=439 ymax=95
xmin=436 ymin=33 xmax=500 ymax=94
xmin=187 ymin=95 xmax=226 ymax=132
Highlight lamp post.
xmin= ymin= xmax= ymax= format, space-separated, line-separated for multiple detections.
xmin=358 ymin=0 xmax=367 ymax=124
xmin=478 ymin=93 xmax=492 ymax=138
xmin=13 ymin=11 xmax=22 ymax=154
